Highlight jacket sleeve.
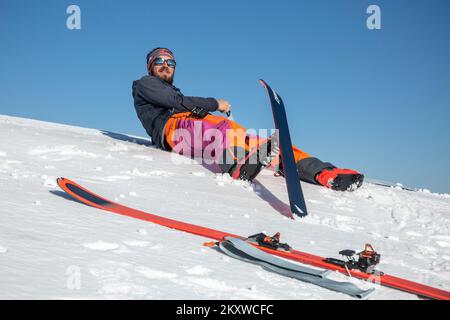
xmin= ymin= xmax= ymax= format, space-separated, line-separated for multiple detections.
xmin=134 ymin=76 xmax=218 ymax=113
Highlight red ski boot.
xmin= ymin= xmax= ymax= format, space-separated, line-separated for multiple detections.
xmin=315 ymin=168 xmax=364 ymax=191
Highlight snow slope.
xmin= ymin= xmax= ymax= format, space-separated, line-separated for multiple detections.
xmin=0 ymin=114 xmax=449 ymax=299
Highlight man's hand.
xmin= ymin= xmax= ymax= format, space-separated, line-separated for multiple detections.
xmin=216 ymin=99 xmax=231 ymax=114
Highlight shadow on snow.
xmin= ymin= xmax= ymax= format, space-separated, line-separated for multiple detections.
xmin=90 ymin=130 xmax=293 ymax=218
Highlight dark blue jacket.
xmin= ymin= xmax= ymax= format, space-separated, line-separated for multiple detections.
xmin=132 ymin=75 xmax=218 ymax=150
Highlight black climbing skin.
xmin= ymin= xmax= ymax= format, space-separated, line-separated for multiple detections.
xmin=63 ymin=181 xmax=112 ymax=206
xmin=331 ymin=173 xmax=364 ymax=191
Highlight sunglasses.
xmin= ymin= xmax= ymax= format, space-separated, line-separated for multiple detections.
xmin=153 ymin=57 xmax=176 ymax=68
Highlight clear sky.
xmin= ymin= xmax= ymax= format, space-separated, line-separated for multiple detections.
xmin=1 ymin=0 xmax=449 ymax=193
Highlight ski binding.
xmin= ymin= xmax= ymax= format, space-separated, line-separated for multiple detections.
xmin=246 ymin=232 xmax=292 ymax=252
xmin=324 ymin=244 xmax=383 ymax=275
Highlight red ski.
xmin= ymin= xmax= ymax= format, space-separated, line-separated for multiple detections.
xmin=56 ymin=177 xmax=450 ymax=300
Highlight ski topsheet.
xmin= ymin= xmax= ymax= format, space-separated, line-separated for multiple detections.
xmin=56 ymin=177 xmax=450 ymax=300
xmin=259 ymin=80 xmax=308 ymax=217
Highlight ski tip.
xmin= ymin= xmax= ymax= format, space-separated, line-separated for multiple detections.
xmin=259 ymin=79 xmax=268 ymax=90
xmin=56 ymin=177 xmax=73 ymax=190
xmin=56 ymin=177 xmax=66 ymax=189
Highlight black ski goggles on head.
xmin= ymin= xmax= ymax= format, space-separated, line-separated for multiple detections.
xmin=153 ymin=57 xmax=176 ymax=68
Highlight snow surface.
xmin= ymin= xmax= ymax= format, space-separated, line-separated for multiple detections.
xmin=0 ymin=114 xmax=449 ymax=300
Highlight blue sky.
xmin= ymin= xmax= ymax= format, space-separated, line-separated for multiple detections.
xmin=1 ymin=0 xmax=449 ymax=193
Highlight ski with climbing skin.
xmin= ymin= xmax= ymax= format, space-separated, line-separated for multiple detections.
xmin=56 ymin=177 xmax=450 ymax=300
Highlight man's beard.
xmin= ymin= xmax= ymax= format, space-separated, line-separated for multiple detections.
xmin=151 ymin=67 xmax=174 ymax=85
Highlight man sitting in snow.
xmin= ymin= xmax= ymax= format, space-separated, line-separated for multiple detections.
xmin=132 ymin=47 xmax=364 ymax=191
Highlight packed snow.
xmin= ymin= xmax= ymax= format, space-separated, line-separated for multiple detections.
xmin=0 ymin=114 xmax=449 ymax=299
